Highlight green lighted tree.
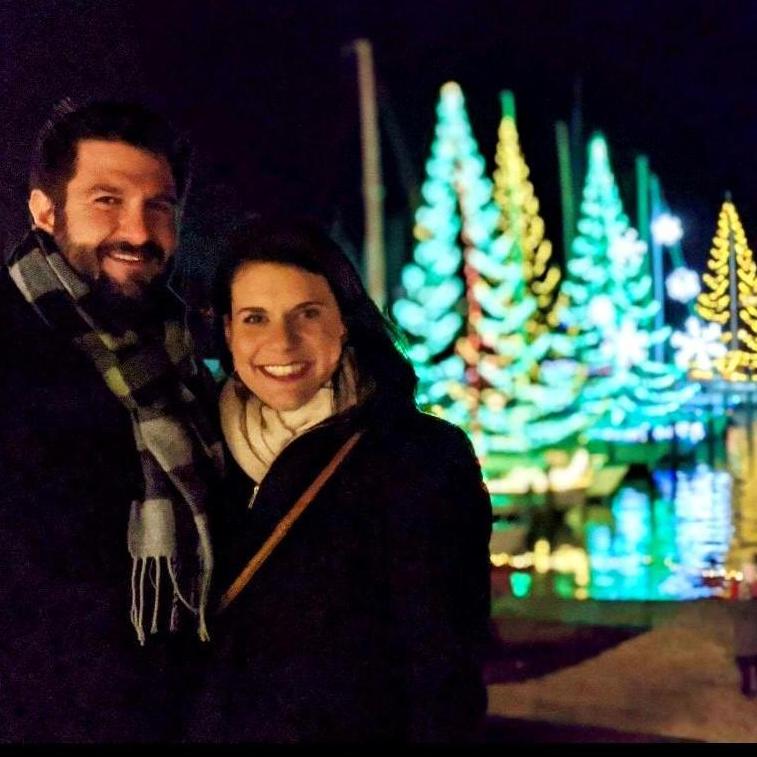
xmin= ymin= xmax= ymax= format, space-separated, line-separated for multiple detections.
xmin=445 ymin=92 xmax=587 ymax=454
xmin=561 ymin=132 xmax=698 ymax=443
xmin=392 ymin=81 xmax=498 ymax=408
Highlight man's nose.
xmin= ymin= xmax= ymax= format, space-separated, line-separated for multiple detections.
xmin=117 ymin=203 xmax=151 ymax=245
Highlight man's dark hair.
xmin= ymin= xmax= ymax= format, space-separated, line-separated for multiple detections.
xmin=29 ymin=99 xmax=192 ymax=206
xmin=214 ymin=216 xmax=418 ymax=407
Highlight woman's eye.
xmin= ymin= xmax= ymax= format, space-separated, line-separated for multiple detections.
xmin=302 ymin=308 xmax=321 ymax=320
xmin=242 ymin=314 xmax=265 ymax=325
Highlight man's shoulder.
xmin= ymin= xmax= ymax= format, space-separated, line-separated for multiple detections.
xmin=0 ymin=264 xmax=13 ymax=291
xmin=0 ymin=263 xmax=27 ymax=303
xmin=0 ymin=265 xmax=49 ymax=343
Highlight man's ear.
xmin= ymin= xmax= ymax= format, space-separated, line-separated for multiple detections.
xmin=28 ymin=189 xmax=56 ymax=233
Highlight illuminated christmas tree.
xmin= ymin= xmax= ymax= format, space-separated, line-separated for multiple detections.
xmin=446 ymin=91 xmax=587 ymax=454
xmin=696 ymin=198 xmax=757 ymax=381
xmin=394 ymin=84 xmax=586 ymax=458
xmin=561 ymin=132 xmax=699 ymax=443
xmin=492 ymin=90 xmax=563 ymax=336
xmin=448 ymin=219 xmax=588 ymax=454
xmin=392 ymin=81 xmax=498 ymax=408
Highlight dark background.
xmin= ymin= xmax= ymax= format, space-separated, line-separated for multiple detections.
xmin=2 ymin=0 xmax=756 ymax=302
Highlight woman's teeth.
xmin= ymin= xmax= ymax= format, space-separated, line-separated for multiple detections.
xmin=260 ymin=362 xmax=307 ymax=377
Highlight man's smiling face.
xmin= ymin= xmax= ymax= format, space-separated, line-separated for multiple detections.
xmin=32 ymin=138 xmax=179 ymax=300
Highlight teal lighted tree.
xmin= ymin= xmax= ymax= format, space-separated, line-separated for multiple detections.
xmin=447 ymin=91 xmax=587 ymax=454
xmin=561 ymin=132 xmax=699 ymax=443
xmin=392 ymin=81 xmax=498 ymax=409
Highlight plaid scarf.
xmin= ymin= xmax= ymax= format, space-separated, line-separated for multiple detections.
xmin=8 ymin=230 xmax=224 ymax=644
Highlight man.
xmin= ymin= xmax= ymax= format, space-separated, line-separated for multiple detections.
xmin=0 ymin=101 xmax=223 ymax=742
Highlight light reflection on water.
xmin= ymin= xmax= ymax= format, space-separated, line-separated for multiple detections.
xmin=492 ymin=463 xmax=736 ymax=601
xmin=587 ymin=466 xmax=732 ymax=600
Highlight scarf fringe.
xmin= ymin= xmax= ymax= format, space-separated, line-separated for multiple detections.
xmin=196 ymin=513 xmax=213 ymax=642
xmin=130 ymin=555 xmax=210 ymax=644
xmin=130 ymin=513 xmax=214 ymax=645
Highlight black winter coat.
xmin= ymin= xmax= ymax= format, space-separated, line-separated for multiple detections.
xmin=0 ymin=266 xmax=207 ymax=743
xmin=193 ymin=396 xmax=493 ymax=744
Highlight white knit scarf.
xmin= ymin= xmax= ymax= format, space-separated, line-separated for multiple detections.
xmin=219 ymin=359 xmax=358 ymax=486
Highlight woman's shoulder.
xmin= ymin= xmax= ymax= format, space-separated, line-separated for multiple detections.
xmin=392 ymin=406 xmax=471 ymax=436
xmin=370 ymin=406 xmax=476 ymax=460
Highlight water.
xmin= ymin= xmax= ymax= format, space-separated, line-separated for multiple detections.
xmin=489 ymin=425 xmax=757 ymax=602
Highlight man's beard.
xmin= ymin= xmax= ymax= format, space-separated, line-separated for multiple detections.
xmin=88 ymin=263 xmax=175 ymax=332
xmin=53 ymin=219 xmax=174 ymax=331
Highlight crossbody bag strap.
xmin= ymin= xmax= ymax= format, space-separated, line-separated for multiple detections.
xmin=216 ymin=429 xmax=364 ymax=613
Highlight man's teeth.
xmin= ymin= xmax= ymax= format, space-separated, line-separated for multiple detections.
xmin=110 ymin=251 xmax=145 ymax=262
xmin=261 ymin=363 xmax=306 ymax=376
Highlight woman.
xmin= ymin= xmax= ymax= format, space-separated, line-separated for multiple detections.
xmin=198 ymin=218 xmax=492 ymax=743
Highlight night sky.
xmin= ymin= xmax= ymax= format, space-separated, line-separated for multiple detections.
xmin=2 ymin=0 xmax=756 ymax=299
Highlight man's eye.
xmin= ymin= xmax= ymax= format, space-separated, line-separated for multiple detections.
xmin=302 ymin=308 xmax=321 ymax=320
xmin=147 ymin=200 xmax=176 ymax=214
xmin=94 ymin=196 xmax=120 ymax=206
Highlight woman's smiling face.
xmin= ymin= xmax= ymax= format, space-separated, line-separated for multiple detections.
xmin=224 ymin=261 xmax=347 ymax=411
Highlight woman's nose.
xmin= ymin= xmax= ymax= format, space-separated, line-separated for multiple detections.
xmin=268 ymin=318 xmax=299 ymax=349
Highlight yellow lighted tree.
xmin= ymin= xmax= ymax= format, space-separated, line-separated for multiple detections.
xmin=493 ymin=90 xmax=563 ymax=337
xmin=697 ymin=198 xmax=757 ymax=380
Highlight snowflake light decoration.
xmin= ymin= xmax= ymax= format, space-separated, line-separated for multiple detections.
xmin=671 ymin=316 xmax=726 ymax=373
xmin=600 ymin=317 xmax=650 ymax=371
xmin=666 ymin=267 xmax=701 ymax=304
xmin=651 ymin=213 xmax=683 ymax=246
xmin=587 ymin=294 xmax=616 ymax=330
xmin=609 ymin=229 xmax=647 ymax=269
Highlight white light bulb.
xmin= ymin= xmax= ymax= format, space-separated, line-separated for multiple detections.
xmin=651 ymin=213 xmax=683 ymax=246
xmin=666 ymin=267 xmax=700 ymax=303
